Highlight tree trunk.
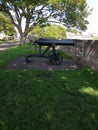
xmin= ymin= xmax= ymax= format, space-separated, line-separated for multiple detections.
xmin=17 ymin=27 xmax=29 ymax=45
xmin=19 ymin=33 xmax=27 ymax=45
xmin=16 ymin=22 xmax=30 ymax=45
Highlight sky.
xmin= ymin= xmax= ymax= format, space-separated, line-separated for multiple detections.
xmin=86 ymin=0 xmax=98 ymax=34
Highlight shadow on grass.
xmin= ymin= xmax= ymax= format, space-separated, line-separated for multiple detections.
xmin=0 ymin=69 xmax=98 ymax=130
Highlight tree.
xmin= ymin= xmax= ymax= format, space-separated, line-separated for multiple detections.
xmin=0 ymin=0 xmax=91 ymax=44
xmin=0 ymin=12 xmax=16 ymax=36
xmin=66 ymin=28 xmax=78 ymax=34
xmin=44 ymin=24 xmax=66 ymax=39
xmin=30 ymin=24 xmax=66 ymax=39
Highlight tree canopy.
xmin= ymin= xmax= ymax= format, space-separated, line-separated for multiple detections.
xmin=0 ymin=0 xmax=92 ymax=44
xmin=30 ymin=24 xmax=66 ymax=39
xmin=0 ymin=12 xmax=16 ymax=36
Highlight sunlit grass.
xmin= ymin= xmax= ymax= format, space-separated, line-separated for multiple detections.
xmin=0 ymin=44 xmax=33 ymax=68
xmin=0 ymin=44 xmax=98 ymax=130
xmin=79 ymin=87 xmax=98 ymax=97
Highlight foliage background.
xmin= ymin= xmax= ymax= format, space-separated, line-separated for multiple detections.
xmin=30 ymin=24 xmax=66 ymax=39
xmin=0 ymin=12 xmax=16 ymax=36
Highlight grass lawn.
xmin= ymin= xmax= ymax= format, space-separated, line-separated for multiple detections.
xmin=0 ymin=44 xmax=98 ymax=130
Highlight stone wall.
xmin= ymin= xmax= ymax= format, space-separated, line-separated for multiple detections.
xmin=81 ymin=40 xmax=98 ymax=71
xmin=59 ymin=40 xmax=98 ymax=71
xmin=59 ymin=40 xmax=84 ymax=59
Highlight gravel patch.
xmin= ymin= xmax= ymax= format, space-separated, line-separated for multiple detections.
xmin=6 ymin=56 xmax=81 ymax=71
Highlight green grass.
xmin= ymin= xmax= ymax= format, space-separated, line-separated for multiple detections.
xmin=0 ymin=45 xmax=98 ymax=130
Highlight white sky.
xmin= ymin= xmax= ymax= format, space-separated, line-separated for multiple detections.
xmin=86 ymin=0 xmax=98 ymax=34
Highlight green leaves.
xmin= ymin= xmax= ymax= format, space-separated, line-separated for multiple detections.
xmin=0 ymin=12 xmax=16 ymax=36
xmin=30 ymin=24 xmax=66 ymax=39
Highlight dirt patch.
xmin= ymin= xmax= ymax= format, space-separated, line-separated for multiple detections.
xmin=0 ymin=42 xmax=19 ymax=52
xmin=6 ymin=56 xmax=81 ymax=71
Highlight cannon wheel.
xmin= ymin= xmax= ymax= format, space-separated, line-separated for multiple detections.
xmin=49 ymin=53 xmax=63 ymax=65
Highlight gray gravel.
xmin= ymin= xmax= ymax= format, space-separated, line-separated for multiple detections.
xmin=6 ymin=57 xmax=81 ymax=71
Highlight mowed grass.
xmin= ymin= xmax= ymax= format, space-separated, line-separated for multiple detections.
xmin=0 ymin=44 xmax=98 ymax=130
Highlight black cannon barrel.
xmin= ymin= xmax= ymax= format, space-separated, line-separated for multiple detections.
xmin=35 ymin=38 xmax=75 ymax=46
